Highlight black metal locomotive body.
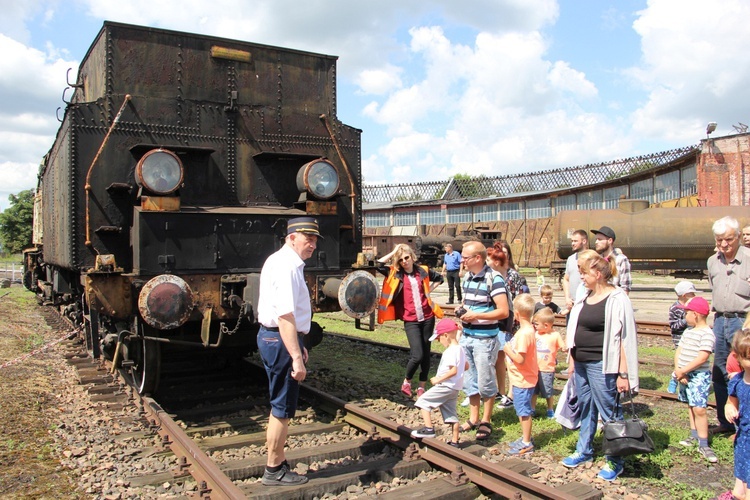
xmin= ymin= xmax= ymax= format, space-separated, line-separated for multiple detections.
xmin=24 ymin=22 xmax=378 ymax=393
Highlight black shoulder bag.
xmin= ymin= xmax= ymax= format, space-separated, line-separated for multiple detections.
xmin=601 ymin=391 xmax=655 ymax=457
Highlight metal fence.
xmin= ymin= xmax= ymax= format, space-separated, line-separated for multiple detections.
xmin=0 ymin=263 xmax=21 ymax=283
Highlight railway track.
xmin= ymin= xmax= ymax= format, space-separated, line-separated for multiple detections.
xmin=58 ymin=335 xmax=604 ymax=499
xmin=38 ymin=296 xmax=732 ymax=500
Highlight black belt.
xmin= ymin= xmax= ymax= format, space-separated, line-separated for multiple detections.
xmin=261 ymin=326 xmax=306 ymax=335
xmin=462 ymin=333 xmax=498 ymax=339
xmin=714 ymin=311 xmax=747 ymax=318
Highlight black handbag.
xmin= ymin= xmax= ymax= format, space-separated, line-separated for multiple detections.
xmin=601 ymin=391 xmax=655 ymax=457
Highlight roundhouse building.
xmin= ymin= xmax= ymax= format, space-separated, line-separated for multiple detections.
xmin=362 ymin=132 xmax=750 ymax=272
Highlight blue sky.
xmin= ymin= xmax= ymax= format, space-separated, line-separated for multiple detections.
xmin=2 ymin=0 xmax=749 ymax=212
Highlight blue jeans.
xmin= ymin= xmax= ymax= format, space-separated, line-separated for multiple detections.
xmin=461 ymin=335 xmax=499 ymax=398
xmin=574 ymin=360 xmax=623 ymax=465
xmin=257 ymin=327 xmax=303 ymax=419
xmin=713 ymin=315 xmax=744 ymax=427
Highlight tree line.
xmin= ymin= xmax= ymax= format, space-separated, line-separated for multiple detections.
xmin=0 ymin=190 xmax=33 ymax=256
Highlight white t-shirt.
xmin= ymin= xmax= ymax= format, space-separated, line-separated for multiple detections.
xmin=436 ymin=343 xmax=466 ymax=390
xmin=257 ymin=244 xmax=312 ymax=334
xmin=565 ymin=252 xmax=581 ymax=300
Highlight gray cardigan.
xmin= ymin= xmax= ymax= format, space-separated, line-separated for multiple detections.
xmin=566 ymin=287 xmax=640 ymax=391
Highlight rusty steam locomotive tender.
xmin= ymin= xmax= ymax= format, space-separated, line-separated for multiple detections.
xmin=23 ymin=22 xmax=379 ymax=393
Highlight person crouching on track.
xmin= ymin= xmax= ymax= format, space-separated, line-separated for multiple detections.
xmin=503 ymin=293 xmax=538 ymax=455
xmin=377 ymin=243 xmax=444 ymax=398
xmin=257 ymin=217 xmax=323 ymax=486
xmin=674 ymin=296 xmax=718 ymax=462
xmin=411 ymin=318 xmax=468 ymax=447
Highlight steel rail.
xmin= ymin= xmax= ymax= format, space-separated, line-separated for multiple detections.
xmin=554 ymin=373 xmax=716 ymax=408
xmin=300 ymin=384 xmax=598 ymax=500
xmin=140 ymin=395 xmax=247 ymax=499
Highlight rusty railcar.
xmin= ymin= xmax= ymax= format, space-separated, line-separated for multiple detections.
xmin=554 ymin=201 xmax=750 ymax=272
xmin=23 ymin=22 xmax=378 ymax=393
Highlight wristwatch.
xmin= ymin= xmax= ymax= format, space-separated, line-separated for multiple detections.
xmin=618 ymin=372 xmax=629 ymax=379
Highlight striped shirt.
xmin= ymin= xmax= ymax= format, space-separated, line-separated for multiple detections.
xmin=676 ymin=325 xmax=715 ymax=372
xmin=462 ymin=265 xmax=507 ymax=337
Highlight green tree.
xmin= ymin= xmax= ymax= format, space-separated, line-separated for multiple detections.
xmin=0 ymin=190 xmax=34 ymax=254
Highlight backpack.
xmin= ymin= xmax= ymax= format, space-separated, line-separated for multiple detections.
xmin=484 ymin=270 xmax=514 ymax=333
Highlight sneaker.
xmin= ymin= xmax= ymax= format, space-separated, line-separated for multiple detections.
xmin=699 ymin=446 xmax=718 ymax=463
xmin=411 ymin=426 xmax=436 ymax=438
xmin=561 ymin=451 xmax=593 ymax=468
xmin=507 ymin=437 xmax=525 ymax=449
xmin=401 ymin=381 xmax=412 ymax=397
xmin=679 ymin=435 xmax=698 ymax=447
xmin=597 ymin=460 xmax=624 ymax=481
xmin=496 ymin=394 xmax=513 ymax=407
xmin=715 ymin=491 xmax=740 ymax=500
xmin=460 ymin=396 xmax=470 ymax=407
xmin=447 ymin=440 xmax=460 ymax=448
xmin=546 ymin=409 xmax=555 ymax=419
xmin=261 ymin=464 xmax=309 ymax=486
xmin=507 ymin=440 xmax=534 ymax=455
xmin=416 ymin=387 xmax=426 ymax=398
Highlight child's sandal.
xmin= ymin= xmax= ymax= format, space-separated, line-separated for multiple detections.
xmin=475 ymin=422 xmax=492 ymax=440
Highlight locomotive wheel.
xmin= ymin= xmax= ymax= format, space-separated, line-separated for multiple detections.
xmin=123 ymin=320 xmax=161 ymax=395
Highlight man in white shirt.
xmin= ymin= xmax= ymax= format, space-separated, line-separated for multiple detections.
xmin=257 ymin=216 xmax=321 ymax=486
xmin=563 ymin=229 xmax=588 ymax=312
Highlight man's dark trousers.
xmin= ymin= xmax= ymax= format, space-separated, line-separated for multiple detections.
xmin=446 ymin=270 xmax=461 ymax=303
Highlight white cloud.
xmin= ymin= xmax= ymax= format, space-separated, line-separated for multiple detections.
xmin=3 ymin=0 xmax=750 ymax=205
xmin=628 ymin=0 xmax=750 ymax=139
xmin=355 ymin=66 xmax=403 ymax=95
xmin=0 ymin=161 xmax=39 ymax=212
xmin=364 ymin=24 xmax=620 ymax=183
xmin=548 ymin=61 xmax=598 ymax=98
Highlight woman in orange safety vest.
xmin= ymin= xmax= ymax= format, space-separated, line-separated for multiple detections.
xmin=377 ymin=243 xmax=444 ymax=398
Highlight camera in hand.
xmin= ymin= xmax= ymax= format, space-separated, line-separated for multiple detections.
xmin=454 ymin=306 xmax=467 ymax=318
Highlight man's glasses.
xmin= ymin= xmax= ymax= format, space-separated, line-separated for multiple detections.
xmin=461 ymin=254 xmax=477 ymax=260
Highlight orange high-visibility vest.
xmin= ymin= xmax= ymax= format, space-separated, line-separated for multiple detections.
xmin=377 ymin=265 xmax=444 ymax=324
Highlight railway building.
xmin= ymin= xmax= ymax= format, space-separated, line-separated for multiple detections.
xmin=362 ymin=132 xmax=750 ymax=275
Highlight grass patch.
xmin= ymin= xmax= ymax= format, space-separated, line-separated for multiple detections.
xmin=316 ymin=308 xmax=732 ymax=497
xmin=0 ymin=253 xmax=22 ymax=264
xmin=315 ymin=312 xmax=447 ymax=354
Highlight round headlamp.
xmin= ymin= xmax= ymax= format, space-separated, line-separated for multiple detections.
xmin=135 ymin=149 xmax=184 ymax=195
xmin=138 ymin=275 xmax=194 ymax=330
xmin=296 ymin=159 xmax=339 ymax=199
